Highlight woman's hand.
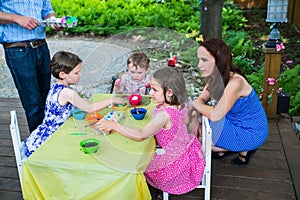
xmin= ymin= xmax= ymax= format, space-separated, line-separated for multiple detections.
xmin=191 ymin=100 xmax=200 ymax=111
xmin=185 ymin=103 xmax=194 ymax=125
xmin=185 ymin=100 xmax=199 ymax=124
xmin=185 ymin=102 xmax=202 ymax=136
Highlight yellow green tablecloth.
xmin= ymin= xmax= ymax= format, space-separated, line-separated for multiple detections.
xmin=22 ymin=94 xmax=155 ymax=200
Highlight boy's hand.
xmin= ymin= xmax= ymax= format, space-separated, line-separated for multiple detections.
xmin=96 ymin=119 xmax=115 ymax=132
xmin=112 ymin=97 xmax=125 ymax=105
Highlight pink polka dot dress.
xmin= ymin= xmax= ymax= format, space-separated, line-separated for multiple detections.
xmin=144 ymin=104 xmax=205 ymax=195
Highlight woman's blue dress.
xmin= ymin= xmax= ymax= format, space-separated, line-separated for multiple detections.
xmin=211 ymin=88 xmax=268 ymax=151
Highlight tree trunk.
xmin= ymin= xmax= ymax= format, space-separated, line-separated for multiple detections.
xmin=200 ymin=0 xmax=224 ymax=40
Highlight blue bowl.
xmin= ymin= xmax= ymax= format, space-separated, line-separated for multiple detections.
xmin=130 ymin=108 xmax=147 ymax=120
xmin=72 ymin=108 xmax=87 ymax=120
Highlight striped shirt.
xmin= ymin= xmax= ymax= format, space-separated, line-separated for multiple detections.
xmin=0 ymin=0 xmax=54 ymax=43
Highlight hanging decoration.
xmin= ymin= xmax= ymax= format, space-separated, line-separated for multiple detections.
xmin=265 ymin=77 xmax=281 ymax=104
xmin=276 ymin=42 xmax=285 ymax=51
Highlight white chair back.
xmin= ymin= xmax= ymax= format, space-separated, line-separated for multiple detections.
xmin=196 ymin=115 xmax=212 ymax=199
xmin=163 ymin=115 xmax=212 ymax=200
xmin=10 ymin=110 xmax=23 ymax=188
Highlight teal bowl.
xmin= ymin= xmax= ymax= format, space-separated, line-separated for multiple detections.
xmin=72 ymin=108 xmax=87 ymax=120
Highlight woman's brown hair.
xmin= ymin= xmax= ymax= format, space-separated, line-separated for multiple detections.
xmin=200 ymin=38 xmax=245 ymax=87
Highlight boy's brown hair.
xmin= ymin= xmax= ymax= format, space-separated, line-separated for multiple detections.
xmin=50 ymin=51 xmax=82 ymax=80
xmin=127 ymin=52 xmax=150 ymax=70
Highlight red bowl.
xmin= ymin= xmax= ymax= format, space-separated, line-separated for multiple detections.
xmin=127 ymin=94 xmax=142 ymax=106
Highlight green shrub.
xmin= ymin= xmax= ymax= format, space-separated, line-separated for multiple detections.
xmin=279 ymin=64 xmax=300 ymax=115
xmin=246 ymin=67 xmax=264 ymax=96
xmin=223 ymin=31 xmax=255 ymax=57
xmin=222 ymin=5 xmax=248 ymax=32
xmin=50 ymin=0 xmax=199 ymax=35
xmin=247 ymin=65 xmax=300 ymax=115
xmin=233 ymin=53 xmax=255 ymax=76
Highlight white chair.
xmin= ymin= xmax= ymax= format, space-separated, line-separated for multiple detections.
xmin=10 ymin=110 xmax=24 ymax=188
xmin=163 ymin=115 xmax=212 ymax=200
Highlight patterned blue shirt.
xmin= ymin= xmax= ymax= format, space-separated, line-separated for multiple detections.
xmin=23 ymin=82 xmax=74 ymax=157
xmin=0 ymin=0 xmax=54 ymax=43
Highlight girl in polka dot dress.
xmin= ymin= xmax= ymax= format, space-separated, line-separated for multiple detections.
xmin=97 ymin=67 xmax=205 ymax=197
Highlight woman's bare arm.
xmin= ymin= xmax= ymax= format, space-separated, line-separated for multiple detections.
xmin=193 ymin=77 xmax=248 ymax=121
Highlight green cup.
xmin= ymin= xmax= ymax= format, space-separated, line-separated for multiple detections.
xmin=80 ymin=138 xmax=100 ymax=154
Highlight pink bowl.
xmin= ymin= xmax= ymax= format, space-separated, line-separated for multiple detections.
xmin=128 ymin=94 xmax=142 ymax=106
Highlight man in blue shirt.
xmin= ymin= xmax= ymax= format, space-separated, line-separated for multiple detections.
xmin=0 ymin=1 xmax=62 ymax=132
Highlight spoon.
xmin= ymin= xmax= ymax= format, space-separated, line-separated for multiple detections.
xmin=131 ymin=97 xmax=140 ymax=114
xmin=133 ymin=105 xmax=140 ymax=114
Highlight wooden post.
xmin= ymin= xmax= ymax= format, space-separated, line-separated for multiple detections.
xmin=262 ymin=46 xmax=283 ymax=117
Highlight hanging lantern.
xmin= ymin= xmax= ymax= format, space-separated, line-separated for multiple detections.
xmin=265 ymin=0 xmax=288 ymax=48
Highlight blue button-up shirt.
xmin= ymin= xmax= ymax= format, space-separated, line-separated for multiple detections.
xmin=0 ymin=0 xmax=54 ymax=43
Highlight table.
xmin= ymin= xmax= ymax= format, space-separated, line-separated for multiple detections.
xmin=22 ymin=94 xmax=155 ymax=200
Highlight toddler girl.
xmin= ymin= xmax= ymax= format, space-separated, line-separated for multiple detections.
xmin=22 ymin=51 xmax=123 ymax=158
xmin=113 ymin=52 xmax=150 ymax=95
xmin=98 ymin=67 xmax=205 ymax=197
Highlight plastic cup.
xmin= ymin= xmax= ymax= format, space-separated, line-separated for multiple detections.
xmin=72 ymin=108 xmax=87 ymax=120
xmin=130 ymin=108 xmax=147 ymax=120
xmin=80 ymin=138 xmax=100 ymax=154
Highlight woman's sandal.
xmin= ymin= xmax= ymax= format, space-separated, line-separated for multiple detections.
xmin=212 ymin=151 xmax=233 ymax=160
xmin=231 ymin=150 xmax=257 ymax=166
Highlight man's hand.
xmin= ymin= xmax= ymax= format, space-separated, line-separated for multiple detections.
xmin=44 ymin=14 xmax=64 ymax=31
xmin=14 ymin=15 xmax=40 ymax=30
xmin=49 ymin=23 xmax=64 ymax=31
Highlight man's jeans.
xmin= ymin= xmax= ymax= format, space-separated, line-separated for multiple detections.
xmin=4 ymin=43 xmax=51 ymax=132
